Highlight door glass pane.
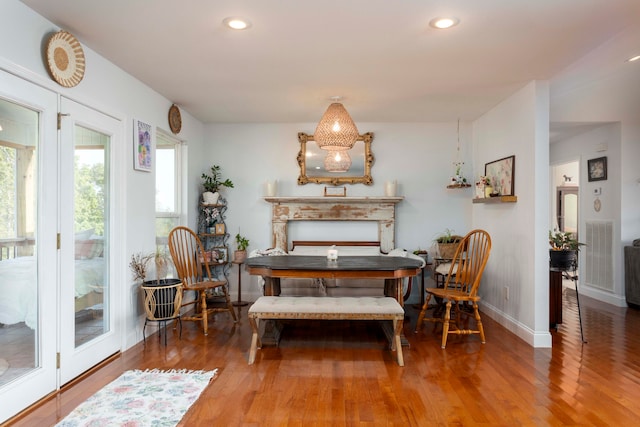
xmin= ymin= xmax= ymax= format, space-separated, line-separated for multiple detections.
xmin=0 ymin=99 xmax=38 ymax=385
xmin=563 ymin=193 xmax=578 ymax=235
xmin=74 ymin=125 xmax=109 ymax=347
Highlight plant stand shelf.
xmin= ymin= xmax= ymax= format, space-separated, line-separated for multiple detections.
xmin=472 ymin=195 xmax=518 ymax=204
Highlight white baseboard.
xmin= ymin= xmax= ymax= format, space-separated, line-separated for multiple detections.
xmin=579 ymin=285 xmax=627 ymax=307
xmin=480 ymin=302 xmax=552 ymax=348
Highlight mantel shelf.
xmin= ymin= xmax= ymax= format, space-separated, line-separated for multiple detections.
xmin=264 ymin=196 xmax=404 ymax=204
xmin=472 ymin=195 xmax=518 ymax=204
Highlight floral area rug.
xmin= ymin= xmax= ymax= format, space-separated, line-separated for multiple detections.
xmin=56 ymin=368 xmax=218 ymax=427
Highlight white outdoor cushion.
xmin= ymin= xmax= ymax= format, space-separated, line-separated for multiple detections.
xmin=435 ymin=262 xmax=458 ymax=276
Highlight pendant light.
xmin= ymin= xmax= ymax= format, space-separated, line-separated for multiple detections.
xmin=323 ymin=150 xmax=352 ymax=173
xmin=314 ymin=97 xmax=359 ymax=151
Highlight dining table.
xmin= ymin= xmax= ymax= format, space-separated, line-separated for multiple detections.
xmin=244 ymin=255 xmax=424 ymax=306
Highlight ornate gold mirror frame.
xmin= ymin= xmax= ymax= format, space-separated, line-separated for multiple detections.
xmin=297 ymin=132 xmax=374 ymax=185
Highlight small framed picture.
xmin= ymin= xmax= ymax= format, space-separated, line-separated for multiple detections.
xmin=133 ymin=118 xmax=153 ymax=172
xmin=212 ymin=246 xmax=228 ymax=263
xmin=324 ymin=186 xmax=347 ymax=197
xmin=588 ymin=156 xmax=607 ymax=182
xmin=215 ymin=223 xmax=225 ymax=235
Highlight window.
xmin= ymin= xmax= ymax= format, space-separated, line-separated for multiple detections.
xmin=155 ymin=131 xmax=183 ymax=248
xmin=0 ymin=131 xmax=36 ymax=260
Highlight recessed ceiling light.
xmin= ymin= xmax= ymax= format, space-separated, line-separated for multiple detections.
xmin=627 ymin=55 xmax=640 ymax=62
xmin=223 ymin=17 xmax=252 ymax=30
xmin=429 ymin=17 xmax=460 ymax=29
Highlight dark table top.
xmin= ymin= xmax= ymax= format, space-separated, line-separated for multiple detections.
xmin=245 ymin=255 xmax=423 ymax=272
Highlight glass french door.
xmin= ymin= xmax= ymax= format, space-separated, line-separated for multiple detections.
xmin=0 ymin=73 xmax=123 ymax=422
xmin=0 ymin=70 xmax=58 ymax=422
xmin=58 ymin=98 xmax=120 ymax=384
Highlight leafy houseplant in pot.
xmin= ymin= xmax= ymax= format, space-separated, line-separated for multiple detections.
xmin=201 ymin=165 xmax=234 ymax=205
xmin=549 ymin=229 xmax=585 ymax=270
xmin=233 ymin=233 xmax=249 ymax=263
xmin=434 ymin=229 xmax=463 ymax=259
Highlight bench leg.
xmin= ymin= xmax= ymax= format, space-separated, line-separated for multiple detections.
xmin=248 ymin=317 xmax=261 ymax=365
xmin=393 ymin=318 xmax=404 ymax=366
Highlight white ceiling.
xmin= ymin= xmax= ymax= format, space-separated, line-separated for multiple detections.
xmin=19 ymin=0 xmax=640 ymax=124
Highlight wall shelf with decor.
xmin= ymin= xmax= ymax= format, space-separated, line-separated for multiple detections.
xmin=472 ymin=195 xmax=518 ymax=204
xmin=446 ymin=183 xmax=471 ymax=189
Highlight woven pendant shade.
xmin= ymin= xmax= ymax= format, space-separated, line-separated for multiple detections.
xmin=323 ymin=150 xmax=352 ymax=172
xmin=314 ymin=102 xmax=359 ymax=151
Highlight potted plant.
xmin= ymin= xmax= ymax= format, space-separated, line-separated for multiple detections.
xmin=549 ymin=229 xmax=585 ymax=270
xmin=153 ymin=247 xmax=172 ymax=283
xmin=129 ymin=252 xmax=154 ymax=283
xmin=201 ymin=165 xmax=234 ymax=205
xmin=233 ymin=233 xmax=250 ymax=263
xmin=434 ymin=229 xmax=463 ymax=259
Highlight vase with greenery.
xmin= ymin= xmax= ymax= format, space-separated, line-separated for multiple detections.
xmin=234 ymin=233 xmax=250 ymax=262
xmin=549 ymin=229 xmax=585 ymax=270
xmin=201 ymin=165 xmax=234 ymax=204
xmin=129 ymin=249 xmax=174 ymax=285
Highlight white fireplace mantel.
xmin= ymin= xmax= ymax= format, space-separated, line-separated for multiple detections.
xmin=264 ymin=196 xmax=403 ymax=253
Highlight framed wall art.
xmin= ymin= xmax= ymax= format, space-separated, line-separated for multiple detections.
xmin=134 ymin=119 xmax=153 ymax=172
xmin=215 ymin=223 xmax=225 ymax=235
xmin=212 ymin=247 xmax=228 ymax=264
xmin=484 ymin=155 xmax=515 ymax=196
xmin=587 ymin=156 xmax=607 ymax=182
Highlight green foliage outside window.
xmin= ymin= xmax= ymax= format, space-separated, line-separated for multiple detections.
xmin=74 ymin=154 xmax=105 ymax=236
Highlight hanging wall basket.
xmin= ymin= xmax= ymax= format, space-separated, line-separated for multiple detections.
xmin=45 ymin=30 xmax=86 ymax=88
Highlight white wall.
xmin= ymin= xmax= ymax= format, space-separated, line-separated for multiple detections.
xmin=1 ymin=0 xmax=205 ymax=349
xmin=550 ymin=124 xmax=624 ymax=305
xmin=202 ymin=122 xmax=475 ymax=301
xmin=551 ymin=24 xmax=640 ymax=306
xmin=472 ymin=81 xmax=552 ymax=347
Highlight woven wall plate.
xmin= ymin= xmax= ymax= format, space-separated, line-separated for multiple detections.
xmin=46 ymin=30 xmax=86 ymax=88
xmin=168 ymin=104 xmax=182 ymax=134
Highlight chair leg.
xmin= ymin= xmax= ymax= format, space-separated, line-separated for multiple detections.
xmin=441 ymin=301 xmax=452 ymax=349
xmin=200 ymin=290 xmax=209 ymax=336
xmin=414 ymin=294 xmax=431 ymax=333
xmin=473 ymin=302 xmax=485 ymax=343
xmin=143 ymin=319 xmax=148 ymax=343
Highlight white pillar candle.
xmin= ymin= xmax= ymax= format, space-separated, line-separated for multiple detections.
xmin=385 ymin=180 xmax=397 ymax=196
xmin=327 ymin=245 xmax=338 ymax=261
xmin=265 ymin=180 xmax=278 ymax=196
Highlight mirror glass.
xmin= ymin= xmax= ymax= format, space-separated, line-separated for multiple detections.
xmin=297 ymin=132 xmax=374 ymax=185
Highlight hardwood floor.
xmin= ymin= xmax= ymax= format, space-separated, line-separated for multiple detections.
xmin=6 ymin=288 xmax=640 ymax=426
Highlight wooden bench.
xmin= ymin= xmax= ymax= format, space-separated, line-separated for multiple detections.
xmin=247 ymin=296 xmax=405 ymax=366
